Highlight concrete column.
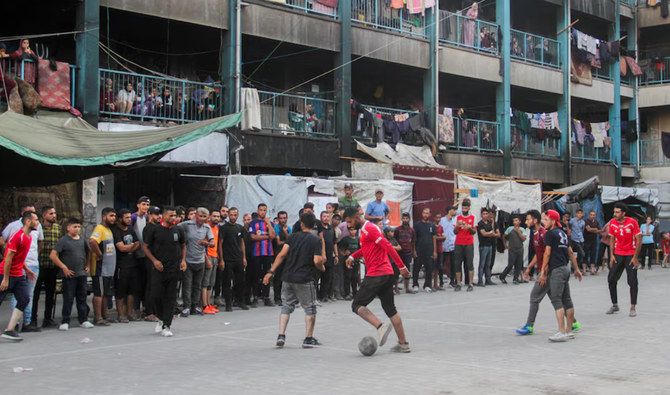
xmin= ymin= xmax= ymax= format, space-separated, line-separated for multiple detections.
xmin=76 ymin=0 xmax=100 ymax=127
xmin=627 ymin=16 xmax=638 ymax=171
xmin=335 ymin=0 xmax=352 ymax=169
xmin=423 ymin=6 xmax=438 ymax=133
xmin=557 ymin=0 xmax=571 ymax=186
xmin=609 ymin=2 xmax=622 ymax=185
xmin=496 ymin=0 xmax=511 ymax=176
xmin=222 ymin=0 xmax=240 ymax=115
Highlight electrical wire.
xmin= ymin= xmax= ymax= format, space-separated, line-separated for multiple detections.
xmin=0 ymin=29 xmax=99 ymax=42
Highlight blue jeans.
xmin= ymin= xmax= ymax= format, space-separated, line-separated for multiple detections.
xmin=478 ymin=245 xmax=493 ymax=283
xmin=11 ymin=265 xmax=38 ymax=324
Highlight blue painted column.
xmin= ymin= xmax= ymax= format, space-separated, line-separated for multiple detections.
xmin=336 ymin=0 xmax=352 ymax=163
xmin=496 ymin=0 xmax=511 ymax=176
xmin=222 ymin=0 xmax=240 ymax=115
xmin=76 ymin=0 xmax=100 ymax=127
xmin=609 ymin=2 xmax=622 ymax=185
xmin=557 ymin=0 xmax=571 ymax=186
xmin=627 ymin=16 xmax=638 ymax=171
xmin=423 ymin=6 xmax=438 ymax=133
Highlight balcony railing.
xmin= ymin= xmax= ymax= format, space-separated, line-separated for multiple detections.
xmin=1 ymin=58 xmax=77 ymax=109
xmin=279 ymin=0 xmax=338 ymax=18
xmin=353 ymin=104 xmax=420 ymax=141
xmin=439 ymin=10 xmax=498 ymax=54
xmin=511 ymin=125 xmax=561 ymax=157
xmin=449 ymin=118 xmax=500 ymax=152
xmin=99 ymin=69 xmax=223 ymax=124
xmin=640 ymin=57 xmax=670 ymax=86
xmin=352 ymin=0 xmax=426 ymax=37
xmin=258 ymin=90 xmax=336 ymax=137
xmin=510 ymin=29 xmax=560 ymax=69
xmin=571 ymin=141 xmax=612 ymax=163
xmin=621 ymin=139 xmax=636 ymax=166
xmin=641 ymin=138 xmax=669 ymax=166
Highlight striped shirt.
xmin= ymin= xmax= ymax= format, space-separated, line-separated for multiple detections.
xmin=248 ymin=219 xmax=274 ymax=257
xmin=39 ymin=223 xmax=62 ymax=268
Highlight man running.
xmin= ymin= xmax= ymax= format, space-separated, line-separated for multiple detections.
xmin=263 ymin=212 xmax=325 ymax=348
xmin=343 ymin=208 xmax=412 ymax=353
xmin=606 ymin=203 xmax=642 ymax=317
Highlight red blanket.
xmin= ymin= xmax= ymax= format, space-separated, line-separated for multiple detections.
xmin=37 ymin=59 xmax=71 ymax=110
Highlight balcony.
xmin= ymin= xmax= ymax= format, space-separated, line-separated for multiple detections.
xmin=258 ymin=90 xmax=336 ymax=137
xmin=511 ymin=126 xmax=561 ymax=157
xmin=1 ymin=58 xmax=77 ymax=108
xmin=621 ymin=139 xmax=636 ymax=166
xmin=510 ymin=29 xmax=560 ymax=69
xmin=640 ymin=57 xmax=670 ymax=86
xmin=352 ymin=0 xmax=426 ymax=38
xmin=99 ymin=69 xmax=223 ymax=124
xmin=449 ymin=118 xmax=500 ymax=152
xmin=641 ymin=138 xmax=669 ymax=166
xmin=353 ymin=104 xmax=419 ymax=142
xmin=439 ymin=10 xmax=498 ymax=55
xmin=266 ymin=0 xmax=338 ymax=18
xmin=571 ymin=140 xmax=612 ymax=163
xmin=592 ymin=64 xmax=634 ymax=86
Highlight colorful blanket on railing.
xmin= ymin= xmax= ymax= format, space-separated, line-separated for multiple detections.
xmin=37 ymin=59 xmax=71 ymax=110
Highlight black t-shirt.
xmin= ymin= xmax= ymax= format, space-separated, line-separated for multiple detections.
xmin=414 ymin=221 xmax=436 ymax=257
xmin=219 ymin=222 xmax=244 ymax=261
xmin=477 ymin=220 xmax=496 ymax=246
xmin=319 ymin=224 xmax=336 ymax=265
xmin=584 ymin=218 xmax=600 ymax=243
xmin=144 ymin=224 xmax=185 ymax=272
xmin=282 ymin=231 xmax=323 ymax=283
xmin=545 ymin=228 xmax=569 ymax=272
xmin=112 ymin=226 xmax=138 ymax=270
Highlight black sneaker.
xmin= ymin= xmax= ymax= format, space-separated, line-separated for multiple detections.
xmin=239 ymin=304 xmax=250 ymax=311
xmin=21 ymin=324 xmax=42 ymax=333
xmin=454 ymin=284 xmax=462 ymax=292
xmin=274 ymin=299 xmax=283 ymax=306
xmin=192 ymin=307 xmax=204 ymax=316
xmin=276 ymin=334 xmax=286 ymax=348
xmin=475 ymin=281 xmax=485 ymax=287
xmin=1 ymin=330 xmax=23 ymax=341
xmin=467 ymin=285 xmax=474 ymax=292
xmin=264 ymin=298 xmax=275 ymax=307
xmin=512 ymin=280 xmax=520 ymax=285
xmin=499 ymin=275 xmax=507 ymax=284
xmin=302 ymin=337 xmax=321 ymax=348
xmin=250 ymin=299 xmax=259 ymax=308
xmin=485 ymin=280 xmax=497 ymax=286
xmin=225 ymin=304 xmax=233 ymax=312
xmin=42 ymin=319 xmax=57 ymax=329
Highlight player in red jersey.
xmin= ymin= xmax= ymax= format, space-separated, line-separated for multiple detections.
xmin=606 ymin=203 xmax=642 ymax=317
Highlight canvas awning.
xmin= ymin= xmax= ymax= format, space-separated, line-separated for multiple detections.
xmin=0 ymin=111 xmax=241 ymax=186
xmin=356 ymin=141 xmax=444 ymax=168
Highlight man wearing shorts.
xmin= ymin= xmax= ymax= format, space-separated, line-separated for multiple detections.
xmin=89 ymin=207 xmax=117 ymax=326
xmin=178 ymin=207 xmax=214 ymax=317
xmin=112 ymin=209 xmax=140 ymax=322
xmin=0 ymin=211 xmax=39 ymax=341
xmin=263 ymin=212 xmax=325 ymax=348
xmin=606 ymin=203 xmax=642 ymax=317
xmin=343 ymin=208 xmax=412 ymax=353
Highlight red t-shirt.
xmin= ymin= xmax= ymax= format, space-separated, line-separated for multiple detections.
xmin=351 ymin=221 xmax=406 ymax=277
xmin=533 ymin=227 xmax=547 ymax=270
xmin=663 ymin=239 xmax=670 ymax=255
xmin=1 ymin=230 xmax=32 ymax=277
xmin=608 ymin=217 xmax=641 ymax=256
xmin=455 ymin=214 xmax=476 ymax=245
xmin=435 ymin=224 xmax=444 ymax=253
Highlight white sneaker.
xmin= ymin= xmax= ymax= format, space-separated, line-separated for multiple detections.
xmin=377 ymin=322 xmax=392 ymax=347
xmin=161 ymin=328 xmax=173 ymax=337
xmin=155 ymin=321 xmax=164 ymax=334
xmin=80 ymin=321 xmax=94 ymax=329
xmin=566 ymin=331 xmax=575 ymax=339
xmin=412 ymin=286 xmax=419 ymax=294
xmin=59 ymin=323 xmax=69 ymax=331
xmin=425 ymin=287 xmax=433 ymax=293
xmin=548 ymin=332 xmax=568 ymax=342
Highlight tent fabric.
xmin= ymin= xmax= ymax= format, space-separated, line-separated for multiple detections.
xmin=636 ymin=181 xmax=670 ymax=220
xmin=356 ymin=141 xmax=444 ymax=168
xmin=555 ymin=176 xmax=600 ymax=203
xmin=601 ymin=186 xmax=659 ymax=206
xmin=393 ymin=165 xmax=454 ymax=220
xmin=351 ymin=162 xmax=394 ymax=180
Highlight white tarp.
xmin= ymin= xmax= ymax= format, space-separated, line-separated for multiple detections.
xmin=333 ymin=178 xmax=414 ymax=226
xmin=351 ymin=162 xmax=394 ymax=180
xmin=601 ymin=186 xmax=660 ymax=206
xmin=636 ymin=181 xmax=670 ymax=220
xmin=456 ymin=175 xmax=542 ymax=273
xmin=356 ymin=141 xmax=443 ymax=167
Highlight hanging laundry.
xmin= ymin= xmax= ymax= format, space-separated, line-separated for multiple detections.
xmin=620 ymin=57 xmax=628 ymax=76
xmin=394 ymin=113 xmax=409 ymax=122
xmin=390 ymin=0 xmax=404 ymax=8
xmin=406 ymin=0 xmax=424 ymax=14
xmin=623 ymin=56 xmax=643 ymax=76
xmin=592 ymin=122 xmax=605 ymax=148
xmin=437 ymin=114 xmax=455 ymax=143
xmin=551 ymin=112 xmax=561 ymax=133
xmin=574 ymin=120 xmax=586 ymax=145
xmin=408 ymin=113 xmax=425 ymax=131
xmin=443 ymin=107 xmax=452 ymax=117
xmin=313 ymin=2 xmax=335 ymax=13
xmin=570 ymin=51 xmax=593 ymax=85
xmin=591 ymin=43 xmax=602 ymax=68
xmin=424 ymin=0 xmax=435 ymax=8
xmin=314 ymin=0 xmax=338 ymax=7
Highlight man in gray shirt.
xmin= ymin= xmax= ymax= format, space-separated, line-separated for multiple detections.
xmin=569 ymin=209 xmax=586 ymax=274
xmin=178 ymin=207 xmax=214 ymax=317
xmin=500 ymin=217 xmax=528 ymax=284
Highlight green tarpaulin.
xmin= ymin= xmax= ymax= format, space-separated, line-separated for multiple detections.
xmin=0 ymin=111 xmax=241 ymax=186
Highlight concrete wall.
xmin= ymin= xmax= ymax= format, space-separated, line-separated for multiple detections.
xmin=571 ymin=79 xmax=614 ymax=104
xmin=640 ymin=166 xmax=670 ymax=182
xmin=571 ymin=0 xmax=615 ymax=22
xmin=441 ymin=152 xmax=504 ymax=175
xmin=102 ymin=0 xmax=229 ymax=29
xmin=510 ymin=61 xmax=563 ymax=94
xmin=352 ymin=28 xmax=429 ymax=69
xmin=571 ymin=162 xmax=616 ymax=185
xmin=638 ymin=5 xmax=670 ymax=28
xmin=438 ymin=46 xmax=502 ymax=83
xmin=511 ymin=157 xmax=564 ymax=184
xmin=639 ymin=85 xmax=670 ymax=109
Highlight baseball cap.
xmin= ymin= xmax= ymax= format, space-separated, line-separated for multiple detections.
xmin=148 ymin=206 xmax=162 ymax=215
xmin=547 ymin=209 xmax=562 ymax=227
xmin=137 ymin=196 xmax=150 ymax=204
xmin=344 ymin=183 xmax=353 ymax=189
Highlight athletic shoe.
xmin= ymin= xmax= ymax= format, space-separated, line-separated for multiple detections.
xmin=225 ymin=304 xmax=233 ymax=312
xmin=565 ymin=331 xmax=575 ymax=339
xmin=80 ymin=321 xmax=94 ymax=329
xmin=214 ymin=297 xmax=225 ymax=306
xmin=520 ymin=279 xmax=529 ymax=284
xmin=302 ymin=337 xmax=321 ymax=348
xmin=42 ymin=319 xmax=57 ymax=329
xmin=192 ymin=307 xmax=204 ymax=316
xmin=437 ymin=285 xmax=446 ymax=291
xmin=390 ymin=342 xmax=411 ymax=353
xmin=516 ymin=325 xmax=534 ymax=335
xmin=203 ymin=306 xmax=215 ymax=315
xmin=21 ymin=324 xmax=41 ymax=333
xmin=155 ymin=321 xmax=164 ymax=333
xmin=512 ymin=280 xmax=520 ymax=285
xmin=161 ymin=328 xmax=174 ymax=337
xmin=59 ymin=323 xmax=69 ymax=331
xmin=276 ymin=334 xmax=286 ymax=348
xmin=412 ymin=286 xmax=419 ymax=294
xmin=180 ymin=309 xmax=190 ymax=318
xmin=499 ymin=275 xmax=507 ymax=284
xmin=548 ymin=332 xmax=568 ymax=342
xmin=424 ymin=287 xmax=433 ymax=293
xmin=377 ymin=322 xmax=392 ymax=347
xmin=1 ymin=330 xmax=22 ymax=341
xmin=467 ymin=285 xmax=474 ymax=292
xmin=239 ymin=303 xmax=250 ymax=311
xmin=485 ymin=280 xmax=497 ymax=286
xmin=605 ymin=305 xmax=620 ymax=315
xmin=264 ymin=298 xmax=276 ymax=307
xmin=475 ymin=281 xmax=485 ymax=287
xmin=454 ymin=284 xmax=462 ymax=292
xmin=251 ymin=299 xmax=259 ymax=308
xmin=629 ymin=308 xmax=637 ymax=317
xmin=275 ymin=298 xmax=283 ymax=306
xmin=571 ymin=321 xmax=581 ymax=332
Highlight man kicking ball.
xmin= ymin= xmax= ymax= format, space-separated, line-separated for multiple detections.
xmin=343 ymin=208 xmax=412 ymax=353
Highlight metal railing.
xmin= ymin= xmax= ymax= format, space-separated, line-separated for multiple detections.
xmin=592 ymin=65 xmax=612 ymax=81
xmin=439 ymin=10 xmax=498 ymax=54
xmin=571 ymin=141 xmax=612 ymax=163
xmin=0 ymin=58 xmax=77 ymax=108
xmin=353 ymin=104 xmax=420 ymax=140
xmin=351 ymin=0 xmax=425 ymax=38
xmin=620 ymin=0 xmax=636 ymax=6
xmin=640 ymin=57 xmax=670 ymax=85
xmin=621 ymin=139 xmax=636 ymax=166
xmin=258 ymin=90 xmax=336 ymax=137
xmin=640 ymin=138 xmax=669 ymax=166
xmin=99 ymin=69 xmax=223 ymax=124
xmin=510 ymin=29 xmax=560 ymax=68
xmin=511 ymin=126 xmax=561 ymax=157
xmin=449 ymin=118 xmax=500 ymax=152
xmin=279 ymin=0 xmax=338 ymax=18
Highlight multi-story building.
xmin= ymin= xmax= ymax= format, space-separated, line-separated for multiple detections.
xmin=2 ymin=0 xmax=669 ymax=209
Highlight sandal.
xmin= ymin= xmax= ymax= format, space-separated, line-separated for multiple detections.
xmin=94 ymin=318 xmax=110 ymax=326
xmin=119 ymin=316 xmax=130 ymax=324
xmin=143 ymin=314 xmax=159 ymax=322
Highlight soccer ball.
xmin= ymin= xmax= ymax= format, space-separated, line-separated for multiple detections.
xmin=358 ymin=336 xmax=378 ymax=356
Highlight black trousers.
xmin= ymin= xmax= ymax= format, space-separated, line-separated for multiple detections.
xmin=641 ymin=244 xmax=655 ymax=267
xmin=213 ymin=266 xmax=223 ymax=298
xmin=343 ymin=260 xmax=359 ymax=297
xmin=61 ymin=276 xmax=88 ymax=325
xmin=137 ymin=258 xmax=155 ymax=315
xmin=501 ymin=249 xmax=523 ymax=281
xmin=318 ymin=263 xmax=334 ymax=300
xmin=272 ymin=262 xmax=284 ymax=301
xmin=222 ymin=259 xmax=245 ymax=305
xmin=249 ymin=255 xmax=273 ymax=299
xmin=571 ymin=241 xmax=585 ymax=266
xmin=412 ymin=255 xmax=433 ymax=288
xmin=32 ymin=266 xmax=59 ymax=324
xmin=608 ymin=255 xmax=638 ymax=305
xmin=598 ymin=243 xmax=610 ymax=268
xmin=152 ymin=269 xmax=179 ymax=328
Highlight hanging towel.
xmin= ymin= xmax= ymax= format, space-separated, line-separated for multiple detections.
xmin=624 ymin=56 xmax=643 ymax=76
xmin=390 ymin=0 xmax=404 ymax=8
xmin=438 ymin=114 xmax=455 ymax=143
xmin=575 ymin=120 xmax=586 ymax=145
xmin=592 ymin=122 xmax=605 ymax=148
xmin=620 ymin=56 xmax=628 ymax=76
xmin=241 ymin=87 xmax=261 ymax=131
xmin=406 ymin=0 xmax=424 ymax=14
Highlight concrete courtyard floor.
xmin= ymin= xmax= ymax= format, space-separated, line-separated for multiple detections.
xmin=1 ymin=268 xmax=669 ymax=394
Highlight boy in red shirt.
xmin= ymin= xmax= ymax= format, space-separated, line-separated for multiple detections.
xmin=433 ymin=212 xmax=447 ymax=290
xmin=662 ymin=232 xmax=670 ymax=268
xmin=0 ymin=212 xmax=39 ymax=341
xmin=606 ymin=203 xmax=642 ymax=317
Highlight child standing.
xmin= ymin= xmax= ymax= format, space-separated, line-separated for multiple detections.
xmin=662 ymin=232 xmax=670 ymax=268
